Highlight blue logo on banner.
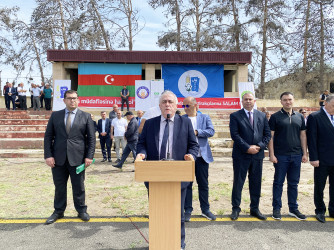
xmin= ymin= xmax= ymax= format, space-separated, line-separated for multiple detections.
xmin=60 ymin=86 xmax=68 ymax=98
xmin=136 ymin=86 xmax=150 ymax=99
xmin=162 ymin=64 xmax=224 ymax=98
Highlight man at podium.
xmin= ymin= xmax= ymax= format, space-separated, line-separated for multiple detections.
xmin=136 ymin=90 xmax=199 ymax=250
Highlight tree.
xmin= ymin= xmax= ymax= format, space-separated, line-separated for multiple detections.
xmin=245 ymin=0 xmax=290 ymax=90
xmin=149 ymin=0 xmax=190 ymax=51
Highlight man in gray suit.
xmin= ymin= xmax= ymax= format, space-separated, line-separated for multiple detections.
xmin=44 ymin=90 xmax=96 ymax=224
xmin=183 ymin=96 xmax=216 ymax=221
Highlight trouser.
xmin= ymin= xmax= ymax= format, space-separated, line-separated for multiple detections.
xmin=30 ymin=95 xmax=33 ymax=107
xmin=52 ymin=158 xmax=87 ymax=214
xmin=314 ymin=163 xmax=334 ymax=215
xmin=7 ymin=96 xmax=16 ymax=110
xmin=45 ymin=98 xmax=52 ymax=110
xmin=100 ymin=136 xmax=111 ymax=160
xmin=145 ymin=181 xmax=189 ymax=249
xmin=33 ymin=96 xmax=40 ymax=110
xmin=117 ymin=141 xmax=137 ymax=166
xmin=114 ymin=136 xmax=126 ymax=159
xmin=5 ymin=95 xmax=10 ymax=109
xmin=185 ymin=157 xmax=210 ymax=214
xmin=121 ymin=97 xmax=129 ymax=111
xmin=40 ymin=95 xmax=44 ymax=108
xmin=231 ymin=157 xmax=263 ymax=212
xmin=19 ymin=96 xmax=27 ymax=110
xmin=272 ymin=154 xmax=302 ymax=211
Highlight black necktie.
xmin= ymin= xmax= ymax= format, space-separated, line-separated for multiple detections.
xmin=160 ymin=119 xmax=169 ymax=160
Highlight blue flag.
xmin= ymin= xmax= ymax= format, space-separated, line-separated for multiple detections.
xmin=162 ymin=64 xmax=224 ymax=98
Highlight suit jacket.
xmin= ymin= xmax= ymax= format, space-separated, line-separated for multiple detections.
xmin=307 ymin=108 xmax=334 ymax=166
xmin=137 ymin=114 xmax=199 ymax=161
xmin=230 ymin=109 xmax=271 ymax=159
xmin=44 ymin=109 xmax=96 ymax=166
xmin=183 ymin=113 xmax=215 ymax=163
xmin=5 ymin=87 xmax=17 ymax=100
xmin=125 ymin=117 xmax=139 ymax=142
xmin=97 ymin=118 xmax=111 ymax=138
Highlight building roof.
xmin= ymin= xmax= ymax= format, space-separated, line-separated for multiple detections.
xmin=47 ymin=50 xmax=251 ymax=64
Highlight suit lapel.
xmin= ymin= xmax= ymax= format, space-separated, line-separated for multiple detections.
xmin=253 ymin=110 xmax=258 ymax=133
xmin=154 ymin=116 xmax=161 ymax=153
xmin=70 ymin=109 xmax=81 ymax=134
xmin=241 ymin=109 xmax=253 ymax=130
xmin=61 ymin=109 xmax=67 ymax=133
xmin=320 ymin=109 xmax=334 ymax=136
xmin=172 ymin=115 xmax=180 ymax=157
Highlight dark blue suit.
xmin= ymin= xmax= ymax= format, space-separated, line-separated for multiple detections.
xmin=137 ymin=114 xmax=199 ymax=249
xmin=5 ymin=87 xmax=17 ymax=110
xmin=230 ymin=109 xmax=271 ymax=212
xmin=307 ymin=108 xmax=334 ymax=215
xmin=97 ymin=118 xmax=112 ymax=160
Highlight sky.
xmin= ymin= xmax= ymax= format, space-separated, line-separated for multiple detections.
xmin=0 ymin=0 xmax=166 ymax=85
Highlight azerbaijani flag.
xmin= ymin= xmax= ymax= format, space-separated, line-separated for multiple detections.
xmin=78 ymin=63 xmax=142 ymax=97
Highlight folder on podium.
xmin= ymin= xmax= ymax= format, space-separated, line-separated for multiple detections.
xmin=135 ymin=160 xmax=195 ymax=250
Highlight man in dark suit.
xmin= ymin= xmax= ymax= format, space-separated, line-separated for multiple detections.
xmin=120 ymin=85 xmax=129 ymax=111
xmin=5 ymin=82 xmax=17 ymax=110
xmin=307 ymin=95 xmax=334 ymax=223
xmin=229 ymin=92 xmax=271 ymax=220
xmin=97 ymin=111 xmax=112 ymax=162
xmin=113 ymin=111 xmax=138 ymax=169
xmin=182 ymin=97 xmax=216 ymax=221
xmin=44 ymin=90 xmax=96 ymax=224
xmin=136 ymin=90 xmax=199 ymax=250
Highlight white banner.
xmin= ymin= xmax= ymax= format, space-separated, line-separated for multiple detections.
xmin=150 ymin=79 xmax=164 ymax=107
xmin=53 ymin=80 xmax=71 ymax=111
xmin=135 ymin=80 xmax=151 ymax=111
xmin=238 ymin=82 xmax=257 ymax=110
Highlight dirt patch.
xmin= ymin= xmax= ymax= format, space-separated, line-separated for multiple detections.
xmin=0 ymin=157 xmax=328 ymax=218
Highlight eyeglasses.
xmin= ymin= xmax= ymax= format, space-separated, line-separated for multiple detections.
xmin=182 ymin=104 xmax=191 ymax=108
xmin=65 ymin=97 xmax=78 ymax=101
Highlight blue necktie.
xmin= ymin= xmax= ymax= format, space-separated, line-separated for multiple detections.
xmin=160 ymin=119 xmax=169 ymax=160
xmin=331 ymin=115 xmax=334 ymax=127
xmin=138 ymin=118 xmax=141 ymax=127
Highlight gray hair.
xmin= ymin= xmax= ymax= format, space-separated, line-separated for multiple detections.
xmin=159 ymin=90 xmax=178 ymax=104
xmin=325 ymin=95 xmax=334 ymax=103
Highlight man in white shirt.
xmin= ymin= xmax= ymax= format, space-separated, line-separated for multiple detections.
xmin=17 ymin=82 xmax=27 ymax=110
xmin=32 ymin=83 xmax=42 ymax=111
xmin=111 ymin=110 xmax=128 ymax=162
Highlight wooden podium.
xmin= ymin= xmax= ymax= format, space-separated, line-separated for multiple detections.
xmin=135 ymin=160 xmax=195 ymax=250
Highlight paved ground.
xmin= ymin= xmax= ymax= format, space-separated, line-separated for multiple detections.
xmin=1 ymin=217 xmax=334 ymax=249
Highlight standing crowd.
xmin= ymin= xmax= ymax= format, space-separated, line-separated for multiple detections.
xmin=3 ymin=81 xmax=53 ymax=111
xmin=43 ymin=89 xmax=334 ymax=250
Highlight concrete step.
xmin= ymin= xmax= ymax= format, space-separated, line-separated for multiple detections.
xmin=0 ymin=131 xmax=45 ymax=138
xmin=0 ymin=119 xmax=49 ymax=125
xmin=0 ymin=125 xmax=47 ymax=131
xmin=0 ymin=138 xmax=44 ymax=149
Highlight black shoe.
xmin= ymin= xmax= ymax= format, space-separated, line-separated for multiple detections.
xmin=272 ymin=209 xmax=281 ymax=220
xmin=108 ymin=159 xmax=112 ymax=162
xmin=250 ymin=209 xmax=267 ymax=220
xmin=78 ymin=212 xmax=90 ymax=222
xmin=289 ymin=209 xmax=306 ymax=220
xmin=202 ymin=210 xmax=216 ymax=220
xmin=329 ymin=213 xmax=334 ymax=218
xmin=101 ymin=158 xmax=107 ymax=162
xmin=112 ymin=164 xmax=122 ymax=169
xmin=185 ymin=213 xmax=191 ymax=222
xmin=230 ymin=210 xmax=239 ymax=220
xmin=45 ymin=212 xmax=64 ymax=225
xmin=316 ymin=213 xmax=326 ymax=223
xmin=115 ymin=159 xmax=120 ymax=163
